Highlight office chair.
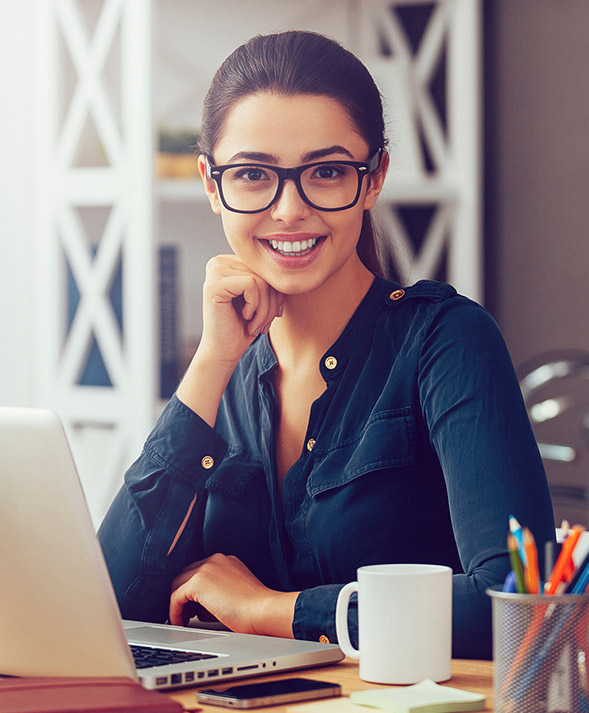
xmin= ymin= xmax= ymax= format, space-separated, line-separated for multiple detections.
xmin=518 ymin=350 xmax=589 ymax=527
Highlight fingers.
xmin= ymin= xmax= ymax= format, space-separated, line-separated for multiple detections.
xmin=169 ymin=581 xmax=194 ymax=626
xmin=169 ymin=579 xmax=214 ymax=626
xmin=205 ymin=256 xmax=285 ymax=338
xmin=243 ymin=281 xmax=285 ymax=337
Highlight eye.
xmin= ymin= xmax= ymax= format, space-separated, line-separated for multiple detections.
xmin=232 ymin=166 xmax=271 ymax=182
xmin=310 ymin=163 xmax=346 ymax=180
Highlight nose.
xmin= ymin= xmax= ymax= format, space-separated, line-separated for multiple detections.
xmin=270 ymin=178 xmax=311 ymax=224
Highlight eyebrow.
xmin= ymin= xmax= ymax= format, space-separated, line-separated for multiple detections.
xmin=225 ymin=145 xmax=355 ymax=165
xmin=302 ymin=145 xmax=355 ymax=162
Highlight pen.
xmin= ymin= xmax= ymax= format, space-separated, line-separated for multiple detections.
xmin=566 ymin=548 xmax=589 ymax=593
xmin=523 ymin=527 xmax=541 ymax=595
xmin=572 ymin=563 xmax=589 ymax=594
xmin=571 ymin=528 xmax=589 ymax=568
xmin=508 ymin=533 xmax=526 ymax=593
xmin=502 ymin=570 xmax=517 ymax=593
xmin=544 ymin=540 xmax=561 ymax=583
xmin=545 ymin=526 xmax=583 ymax=594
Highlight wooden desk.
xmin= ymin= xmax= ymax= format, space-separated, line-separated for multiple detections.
xmin=168 ymin=659 xmax=494 ymax=712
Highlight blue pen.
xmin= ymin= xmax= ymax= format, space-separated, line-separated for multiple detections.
xmin=567 ymin=548 xmax=589 ymax=592
xmin=503 ymin=570 xmax=517 ymax=593
xmin=572 ymin=562 xmax=589 ymax=594
xmin=509 ymin=515 xmax=528 ymax=567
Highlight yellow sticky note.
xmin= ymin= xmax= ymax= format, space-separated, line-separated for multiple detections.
xmin=349 ymin=679 xmax=486 ymax=713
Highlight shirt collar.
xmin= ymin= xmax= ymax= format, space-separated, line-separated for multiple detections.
xmin=252 ymin=274 xmax=401 ymax=383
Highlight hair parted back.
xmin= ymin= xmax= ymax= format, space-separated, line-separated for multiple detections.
xmin=199 ymin=30 xmax=388 ymax=276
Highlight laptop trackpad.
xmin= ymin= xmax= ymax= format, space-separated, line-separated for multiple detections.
xmin=127 ymin=626 xmax=226 ymax=645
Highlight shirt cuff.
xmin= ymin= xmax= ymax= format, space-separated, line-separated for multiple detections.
xmin=144 ymin=394 xmax=228 ymax=486
xmin=292 ymin=584 xmax=358 ymax=647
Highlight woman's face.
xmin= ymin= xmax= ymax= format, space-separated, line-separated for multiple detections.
xmin=199 ymin=92 xmax=386 ymax=295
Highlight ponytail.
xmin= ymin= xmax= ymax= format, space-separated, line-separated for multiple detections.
xmin=357 ymin=211 xmax=384 ymax=277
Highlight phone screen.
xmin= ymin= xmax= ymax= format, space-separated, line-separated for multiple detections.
xmin=197 ymin=677 xmax=341 ymax=708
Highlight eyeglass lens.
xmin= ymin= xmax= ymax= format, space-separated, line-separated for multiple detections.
xmin=220 ymin=163 xmax=361 ymax=212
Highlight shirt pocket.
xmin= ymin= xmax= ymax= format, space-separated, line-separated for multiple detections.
xmin=204 ymin=445 xmax=263 ymax=498
xmin=202 ymin=446 xmax=270 ymax=559
xmin=306 ymin=407 xmax=416 ymax=498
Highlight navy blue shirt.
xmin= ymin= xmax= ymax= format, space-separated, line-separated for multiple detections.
xmin=98 ymin=277 xmax=554 ymax=659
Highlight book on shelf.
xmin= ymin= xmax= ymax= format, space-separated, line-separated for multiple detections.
xmin=159 ymin=245 xmax=180 ymax=400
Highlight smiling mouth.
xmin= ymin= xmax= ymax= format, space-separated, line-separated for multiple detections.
xmin=266 ymin=237 xmax=322 ymax=256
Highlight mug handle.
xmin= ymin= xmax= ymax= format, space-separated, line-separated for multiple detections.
xmin=335 ymin=581 xmax=359 ymax=659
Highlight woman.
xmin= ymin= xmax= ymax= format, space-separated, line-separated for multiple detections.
xmin=98 ymin=31 xmax=554 ymax=659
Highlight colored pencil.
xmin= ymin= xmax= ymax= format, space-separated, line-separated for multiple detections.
xmin=508 ymin=533 xmax=526 ymax=593
xmin=523 ymin=527 xmax=541 ymax=595
xmin=509 ymin=515 xmax=527 ymax=567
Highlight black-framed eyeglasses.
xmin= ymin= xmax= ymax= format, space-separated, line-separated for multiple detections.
xmin=205 ymin=149 xmax=383 ymax=214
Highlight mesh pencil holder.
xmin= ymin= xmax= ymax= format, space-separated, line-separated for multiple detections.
xmin=487 ymin=589 xmax=589 ymax=713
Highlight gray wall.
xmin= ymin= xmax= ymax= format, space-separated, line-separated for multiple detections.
xmin=484 ymin=0 xmax=589 ymax=525
xmin=485 ymin=0 xmax=589 ymax=364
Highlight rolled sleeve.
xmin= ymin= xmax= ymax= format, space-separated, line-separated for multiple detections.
xmin=142 ymin=395 xmax=228 ymax=486
xmin=293 ymin=584 xmax=357 ymax=647
xmin=98 ymin=395 xmax=229 ymax=621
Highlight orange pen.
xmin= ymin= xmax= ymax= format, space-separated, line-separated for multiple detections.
xmin=545 ymin=526 xmax=583 ymax=594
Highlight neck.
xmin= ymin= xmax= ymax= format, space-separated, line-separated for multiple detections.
xmin=269 ymin=257 xmax=375 ymax=370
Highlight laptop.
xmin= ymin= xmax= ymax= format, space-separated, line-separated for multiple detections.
xmin=0 ymin=407 xmax=343 ymax=690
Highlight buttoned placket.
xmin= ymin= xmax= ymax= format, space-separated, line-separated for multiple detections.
xmin=248 ymin=277 xmax=397 ymax=591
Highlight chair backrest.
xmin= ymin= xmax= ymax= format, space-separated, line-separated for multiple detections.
xmin=518 ymin=350 xmax=589 ymax=528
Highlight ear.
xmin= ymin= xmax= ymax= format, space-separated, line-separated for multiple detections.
xmin=198 ymin=154 xmax=222 ymax=215
xmin=362 ymin=150 xmax=389 ymax=211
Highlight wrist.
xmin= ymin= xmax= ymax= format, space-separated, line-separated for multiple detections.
xmin=188 ymin=348 xmax=240 ymax=380
xmin=251 ymin=590 xmax=298 ymax=638
xmin=176 ymin=351 xmax=238 ymax=427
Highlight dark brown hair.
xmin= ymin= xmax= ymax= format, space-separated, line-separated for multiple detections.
xmin=199 ymin=31 xmax=387 ymax=276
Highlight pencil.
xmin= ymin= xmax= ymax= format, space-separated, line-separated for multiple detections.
xmin=509 ymin=515 xmax=527 ymax=567
xmin=523 ymin=527 xmax=541 ymax=595
xmin=508 ymin=533 xmax=526 ymax=593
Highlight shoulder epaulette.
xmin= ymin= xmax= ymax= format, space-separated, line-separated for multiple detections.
xmin=385 ymin=280 xmax=457 ymax=305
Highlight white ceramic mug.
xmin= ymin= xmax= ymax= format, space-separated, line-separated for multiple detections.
xmin=335 ymin=563 xmax=452 ymax=684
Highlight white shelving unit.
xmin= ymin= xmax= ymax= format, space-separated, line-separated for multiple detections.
xmin=33 ymin=0 xmax=481 ymax=526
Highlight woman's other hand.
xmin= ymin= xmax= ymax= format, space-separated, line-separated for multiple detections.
xmin=169 ymin=553 xmax=297 ymax=638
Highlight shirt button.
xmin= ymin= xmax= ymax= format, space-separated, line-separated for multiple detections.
xmin=307 ymin=438 xmax=316 ymax=452
xmin=319 ymin=635 xmax=330 ymax=644
xmin=201 ymin=456 xmax=214 ymax=469
xmin=389 ymin=289 xmax=405 ymax=301
xmin=324 ymin=356 xmax=337 ymax=370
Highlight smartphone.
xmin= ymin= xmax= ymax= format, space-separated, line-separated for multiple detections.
xmin=196 ymin=677 xmax=341 ymax=709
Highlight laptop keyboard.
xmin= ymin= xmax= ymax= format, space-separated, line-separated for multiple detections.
xmin=131 ymin=644 xmax=218 ymax=669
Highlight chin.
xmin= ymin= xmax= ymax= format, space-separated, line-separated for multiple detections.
xmin=269 ymin=271 xmax=333 ymax=297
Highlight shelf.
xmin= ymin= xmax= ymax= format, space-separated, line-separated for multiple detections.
xmin=155 ymin=178 xmax=206 ymax=202
xmin=381 ymin=177 xmax=459 ymax=204
xmin=154 ymin=177 xmax=458 ymax=205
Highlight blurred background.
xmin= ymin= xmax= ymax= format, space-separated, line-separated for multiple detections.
xmin=1 ymin=0 xmax=588 ymax=529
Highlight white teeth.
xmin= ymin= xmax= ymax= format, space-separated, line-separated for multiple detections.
xmin=269 ymin=237 xmax=318 ymax=256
